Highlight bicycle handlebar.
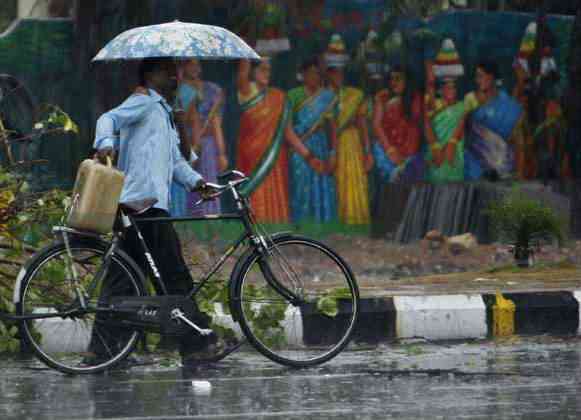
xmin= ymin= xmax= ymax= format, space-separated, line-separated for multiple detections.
xmin=192 ymin=170 xmax=249 ymax=206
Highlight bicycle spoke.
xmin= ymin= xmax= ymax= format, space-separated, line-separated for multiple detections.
xmin=237 ymin=236 xmax=358 ymax=367
xmin=19 ymin=244 xmax=143 ymax=374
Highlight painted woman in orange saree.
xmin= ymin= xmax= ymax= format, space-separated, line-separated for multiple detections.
xmin=236 ymin=59 xmax=290 ymax=223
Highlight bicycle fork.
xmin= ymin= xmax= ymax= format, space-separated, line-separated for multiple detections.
xmin=254 ymin=237 xmax=303 ymax=306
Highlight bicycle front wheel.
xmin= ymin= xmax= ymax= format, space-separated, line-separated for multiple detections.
xmin=16 ymin=239 xmax=146 ymax=374
xmin=232 ymin=235 xmax=359 ymax=367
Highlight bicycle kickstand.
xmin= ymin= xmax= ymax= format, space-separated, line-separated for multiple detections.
xmin=170 ymin=309 xmax=213 ymax=336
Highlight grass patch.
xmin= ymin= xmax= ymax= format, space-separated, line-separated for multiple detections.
xmin=172 ymin=220 xmax=371 ymax=242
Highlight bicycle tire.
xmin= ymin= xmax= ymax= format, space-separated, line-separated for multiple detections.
xmin=16 ymin=238 xmax=147 ymax=374
xmin=231 ymin=234 xmax=360 ymax=367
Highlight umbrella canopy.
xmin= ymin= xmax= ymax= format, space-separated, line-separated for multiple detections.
xmin=92 ymin=21 xmax=260 ymax=62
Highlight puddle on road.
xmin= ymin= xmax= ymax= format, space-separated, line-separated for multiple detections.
xmin=1 ymin=337 xmax=581 ymax=419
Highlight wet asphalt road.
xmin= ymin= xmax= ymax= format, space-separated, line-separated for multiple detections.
xmin=1 ymin=336 xmax=581 ymax=419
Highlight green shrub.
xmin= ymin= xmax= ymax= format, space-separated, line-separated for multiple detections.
xmin=0 ymin=166 xmax=69 ymax=353
xmin=486 ymin=189 xmax=564 ymax=250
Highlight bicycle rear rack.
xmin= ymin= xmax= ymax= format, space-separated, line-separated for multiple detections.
xmin=0 ymin=309 xmax=87 ymax=321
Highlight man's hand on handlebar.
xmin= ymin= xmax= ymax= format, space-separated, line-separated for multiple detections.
xmin=193 ymin=180 xmax=220 ymax=200
xmin=191 ymin=171 xmax=248 ymax=206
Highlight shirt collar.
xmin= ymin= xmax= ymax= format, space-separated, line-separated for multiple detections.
xmin=147 ymin=88 xmax=173 ymax=112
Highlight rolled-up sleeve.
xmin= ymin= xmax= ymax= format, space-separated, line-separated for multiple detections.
xmin=94 ymin=114 xmax=118 ymax=150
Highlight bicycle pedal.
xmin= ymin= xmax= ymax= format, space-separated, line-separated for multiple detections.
xmin=170 ymin=309 xmax=213 ymax=336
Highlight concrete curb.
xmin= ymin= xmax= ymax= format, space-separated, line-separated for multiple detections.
xmin=213 ymin=290 xmax=581 ymax=346
xmin=348 ymin=291 xmax=581 ymax=343
xmin=35 ymin=290 xmax=581 ymax=352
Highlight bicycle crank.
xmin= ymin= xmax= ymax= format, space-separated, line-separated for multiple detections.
xmin=170 ymin=309 xmax=213 ymax=336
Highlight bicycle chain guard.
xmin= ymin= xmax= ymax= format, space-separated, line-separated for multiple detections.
xmin=104 ymin=295 xmax=206 ymax=336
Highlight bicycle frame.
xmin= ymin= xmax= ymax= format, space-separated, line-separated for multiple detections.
xmin=125 ymin=203 xmax=300 ymax=305
xmin=126 ymin=211 xmax=248 ymax=299
xmin=2 ymin=176 xmax=300 ymax=322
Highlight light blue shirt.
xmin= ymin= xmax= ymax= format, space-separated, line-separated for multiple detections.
xmin=93 ymin=88 xmax=202 ymax=211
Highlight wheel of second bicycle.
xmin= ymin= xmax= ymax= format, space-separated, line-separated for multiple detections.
xmin=16 ymin=239 xmax=147 ymax=374
xmin=232 ymin=235 xmax=359 ymax=367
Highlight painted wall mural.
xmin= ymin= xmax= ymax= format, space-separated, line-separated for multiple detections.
xmin=168 ymin=4 xmax=578 ymax=237
xmin=1 ymin=1 xmax=580 ymax=241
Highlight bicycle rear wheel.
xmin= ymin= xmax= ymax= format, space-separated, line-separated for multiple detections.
xmin=16 ymin=239 xmax=146 ymax=374
xmin=232 ymin=235 xmax=359 ymax=367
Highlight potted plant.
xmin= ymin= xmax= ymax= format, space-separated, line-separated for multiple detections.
xmin=487 ymin=189 xmax=564 ymax=268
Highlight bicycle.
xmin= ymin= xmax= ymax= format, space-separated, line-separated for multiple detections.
xmin=10 ymin=170 xmax=360 ymax=374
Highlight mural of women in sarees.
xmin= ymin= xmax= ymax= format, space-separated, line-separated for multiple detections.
xmin=513 ymin=22 xmax=566 ymax=180
xmin=424 ymin=39 xmax=466 ymax=184
xmin=286 ymin=58 xmax=338 ymax=223
xmin=177 ymin=59 xmax=229 ymax=216
xmin=236 ymin=58 xmax=290 ymax=223
xmin=357 ymin=30 xmax=384 ymax=207
xmin=324 ymin=34 xmax=371 ymax=226
xmin=464 ymin=61 xmax=522 ymax=181
xmin=511 ymin=22 xmax=539 ymax=180
xmin=170 ymin=62 xmax=203 ymax=217
xmin=372 ymin=65 xmax=424 ymax=184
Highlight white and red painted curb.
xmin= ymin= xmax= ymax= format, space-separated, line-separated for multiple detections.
xmin=33 ymin=291 xmax=581 ymax=353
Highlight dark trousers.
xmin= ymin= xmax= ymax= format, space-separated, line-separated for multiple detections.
xmin=122 ymin=208 xmax=194 ymax=296
xmin=125 ymin=208 xmax=212 ymax=353
xmin=91 ymin=208 xmax=211 ymax=356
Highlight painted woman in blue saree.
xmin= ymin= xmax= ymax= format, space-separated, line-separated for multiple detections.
xmin=170 ymin=59 xmax=228 ymax=217
xmin=286 ymin=59 xmax=338 ymax=224
xmin=464 ymin=62 xmax=522 ymax=181
xmin=182 ymin=60 xmax=228 ymax=217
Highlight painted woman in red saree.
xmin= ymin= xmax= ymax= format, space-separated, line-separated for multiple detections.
xmin=236 ymin=59 xmax=290 ymax=223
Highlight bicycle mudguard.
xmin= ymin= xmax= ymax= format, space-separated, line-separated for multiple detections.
xmin=104 ymin=295 xmax=205 ymax=336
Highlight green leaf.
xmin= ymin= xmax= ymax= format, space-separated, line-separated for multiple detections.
xmin=317 ymin=296 xmax=339 ymax=318
xmin=7 ymin=339 xmax=19 ymax=353
xmin=4 ymin=302 xmax=14 ymax=313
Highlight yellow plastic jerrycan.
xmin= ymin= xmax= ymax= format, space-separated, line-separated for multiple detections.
xmin=66 ymin=157 xmax=125 ymax=234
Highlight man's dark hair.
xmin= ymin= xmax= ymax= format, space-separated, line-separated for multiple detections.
xmin=477 ymin=61 xmax=499 ymax=80
xmin=301 ymin=57 xmax=320 ymax=74
xmin=138 ymin=58 xmax=173 ymax=85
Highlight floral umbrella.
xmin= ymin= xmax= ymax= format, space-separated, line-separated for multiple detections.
xmin=92 ymin=20 xmax=260 ymax=62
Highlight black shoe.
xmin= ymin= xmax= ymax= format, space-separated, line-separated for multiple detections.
xmin=181 ymin=337 xmax=245 ymax=368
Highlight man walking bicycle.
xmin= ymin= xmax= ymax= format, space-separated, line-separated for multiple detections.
xmin=92 ymin=58 xmax=233 ymax=367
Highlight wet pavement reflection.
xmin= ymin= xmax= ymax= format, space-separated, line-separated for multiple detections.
xmin=1 ymin=336 xmax=581 ymax=419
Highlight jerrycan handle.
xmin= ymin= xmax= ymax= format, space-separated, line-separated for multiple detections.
xmin=93 ymin=155 xmax=113 ymax=167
